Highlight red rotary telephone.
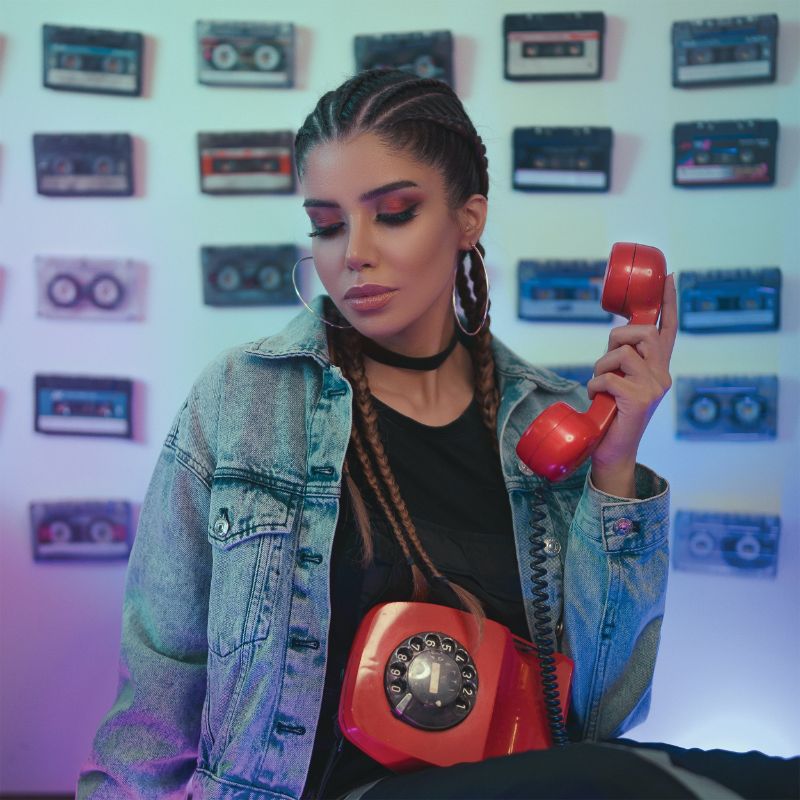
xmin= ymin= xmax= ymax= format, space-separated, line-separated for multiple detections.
xmin=339 ymin=602 xmax=573 ymax=772
xmin=516 ymin=242 xmax=667 ymax=482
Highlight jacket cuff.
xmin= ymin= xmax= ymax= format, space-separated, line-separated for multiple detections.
xmin=574 ymin=463 xmax=670 ymax=553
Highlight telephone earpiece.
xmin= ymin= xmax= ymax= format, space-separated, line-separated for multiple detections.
xmin=516 ymin=242 xmax=667 ymax=483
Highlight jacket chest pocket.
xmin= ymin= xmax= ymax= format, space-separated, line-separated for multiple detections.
xmin=206 ymin=475 xmax=298 ymax=658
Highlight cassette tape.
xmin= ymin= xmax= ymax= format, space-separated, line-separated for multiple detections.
xmin=676 ymin=375 xmax=777 ymax=441
xmin=672 ymin=14 xmax=778 ymax=89
xmin=546 ymin=364 xmax=594 ymax=385
xmin=35 ymin=375 xmax=133 ymax=438
xmin=354 ymin=30 xmax=453 ymax=86
xmin=504 ymin=12 xmax=605 ymax=81
xmin=198 ymin=131 xmax=294 ymax=195
xmin=518 ymin=260 xmax=611 ymax=322
xmin=673 ymin=119 xmax=778 ymax=188
xmin=513 ymin=127 xmax=612 ymax=192
xmin=197 ymin=20 xmax=294 ymax=88
xmin=673 ymin=510 xmax=780 ymax=579
xmin=42 ymin=24 xmax=143 ymax=96
xmin=31 ymin=500 xmax=133 ymax=561
xmin=33 ymin=133 xmax=134 ymax=197
xmin=679 ymin=267 xmax=781 ymax=334
xmin=202 ymin=244 xmax=300 ymax=306
xmin=36 ymin=256 xmax=144 ymax=321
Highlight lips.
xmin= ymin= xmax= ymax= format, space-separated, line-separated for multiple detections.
xmin=343 ymin=284 xmax=396 ymax=299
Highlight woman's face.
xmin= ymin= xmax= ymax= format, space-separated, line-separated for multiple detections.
xmin=300 ymin=132 xmax=477 ymax=348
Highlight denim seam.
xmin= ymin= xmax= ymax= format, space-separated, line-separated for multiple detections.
xmin=194 ymin=767 xmax=295 ymax=799
xmin=169 ymin=443 xmax=214 ymax=490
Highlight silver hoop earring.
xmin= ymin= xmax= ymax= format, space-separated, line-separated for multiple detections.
xmin=291 ymin=256 xmax=353 ymax=330
xmin=452 ymin=244 xmax=490 ymax=337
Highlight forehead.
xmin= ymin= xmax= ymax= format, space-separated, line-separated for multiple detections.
xmin=300 ymin=131 xmax=445 ymax=201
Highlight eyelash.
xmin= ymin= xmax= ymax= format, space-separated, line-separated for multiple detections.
xmin=308 ymin=204 xmax=420 ymax=238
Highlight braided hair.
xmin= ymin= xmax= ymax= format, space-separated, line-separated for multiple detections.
xmin=295 ymin=69 xmax=499 ymax=630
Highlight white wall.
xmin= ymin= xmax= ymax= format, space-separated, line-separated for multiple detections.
xmin=0 ymin=0 xmax=798 ymax=793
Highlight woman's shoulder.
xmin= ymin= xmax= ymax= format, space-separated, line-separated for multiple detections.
xmin=490 ymin=333 xmax=585 ymax=395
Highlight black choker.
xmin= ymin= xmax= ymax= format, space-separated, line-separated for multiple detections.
xmin=360 ymin=329 xmax=460 ymax=371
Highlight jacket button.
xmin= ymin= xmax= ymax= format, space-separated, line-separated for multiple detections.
xmin=544 ymin=537 xmax=561 ymax=556
xmin=613 ymin=518 xmax=634 ymax=534
xmin=518 ymin=459 xmax=534 ymax=476
xmin=213 ymin=516 xmax=230 ymax=535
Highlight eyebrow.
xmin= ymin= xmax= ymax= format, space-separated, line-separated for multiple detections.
xmin=302 ymin=180 xmax=419 ymax=208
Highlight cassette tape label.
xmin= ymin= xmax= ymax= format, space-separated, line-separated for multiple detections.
xmin=43 ymin=24 xmax=144 ymax=95
xmin=504 ymin=13 xmax=604 ymax=80
xmin=197 ymin=21 xmax=295 ymax=87
xmin=679 ymin=267 xmax=781 ymax=333
xmin=355 ymin=30 xmax=453 ymax=86
xmin=518 ymin=260 xmax=611 ymax=322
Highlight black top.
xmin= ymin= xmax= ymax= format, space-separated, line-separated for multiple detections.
xmin=303 ymin=394 xmax=527 ymax=799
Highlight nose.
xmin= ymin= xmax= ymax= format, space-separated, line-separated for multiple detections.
xmin=345 ymin=216 xmax=376 ymax=272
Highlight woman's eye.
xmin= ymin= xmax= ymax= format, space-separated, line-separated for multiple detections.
xmin=376 ymin=204 xmax=419 ymax=226
xmin=308 ymin=223 xmax=344 ymax=239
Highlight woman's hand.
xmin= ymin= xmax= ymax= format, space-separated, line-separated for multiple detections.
xmin=587 ymin=273 xmax=678 ymax=497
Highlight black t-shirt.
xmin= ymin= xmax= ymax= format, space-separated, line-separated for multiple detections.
xmin=303 ymin=394 xmax=528 ymax=799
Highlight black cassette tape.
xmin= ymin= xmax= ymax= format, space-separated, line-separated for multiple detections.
xmin=202 ymin=245 xmax=299 ymax=306
xmin=513 ymin=127 xmax=612 ymax=192
xmin=198 ymin=131 xmax=294 ymax=195
xmin=197 ymin=20 xmax=294 ymax=88
xmin=518 ymin=259 xmax=611 ymax=322
xmin=673 ymin=510 xmax=780 ymax=579
xmin=546 ymin=364 xmax=594 ymax=385
xmin=33 ymin=133 xmax=133 ymax=197
xmin=679 ymin=267 xmax=781 ymax=334
xmin=504 ymin=12 xmax=605 ymax=81
xmin=672 ymin=14 xmax=778 ymax=89
xmin=35 ymin=375 xmax=133 ymax=438
xmin=36 ymin=256 xmax=144 ymax=321
xmin=673 ymin=119 xmax=778 ymax=188
xmin=31 ymin=500 xmax=133 ymax=561
xmin=354 ymin=30 xmax=453 ymax=86
xmin=42 ymin=24 xmax=143 ymax=96
xmin=676 ymin=375 xmax=777 ymax=441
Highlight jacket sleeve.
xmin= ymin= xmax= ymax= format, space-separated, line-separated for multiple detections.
xmin=76 ymin=381 xmax=218 ymax=798
xmin=562 ymin=464 xmax=670 ymax=742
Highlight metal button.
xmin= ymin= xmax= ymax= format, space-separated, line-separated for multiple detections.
xmin=544 ymin=537 xmax=561 ymax=556
xmin=613 ymin=518 xmax=634 ymax=535
xmin=518 ymin=458 xmax=534 ymax=476
xmin=213 ymin=515 xmax=230 ymax=535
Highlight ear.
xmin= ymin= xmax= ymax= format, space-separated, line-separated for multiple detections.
xmin=456 ymin=194 xmax=488 ymax=250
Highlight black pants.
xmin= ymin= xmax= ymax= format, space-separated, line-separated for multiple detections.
xmin=359 ymin=739 xmax=800 ymax=800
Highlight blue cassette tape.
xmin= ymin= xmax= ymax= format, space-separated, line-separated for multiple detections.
xmin=202 ymin=244 xmax=300 ymax=306
xmin=43 ymin=24 xmax=144 ymax=96
xmin=673 ymin=119 xmax=778 ymax=188
xmin=672 ymin=14 xmax=778 ymax=89
xmin=30 ymin=500 xmax=133 ymax=561
xmin=513 ymin=127 xmax=612 ymax=192
xmin=518 ymin=260 xmax=611 ymax=322
xmin=673 ymin=510 xmax=780 ymax=579
xmin=679 ymin=267 xmax=781 ymax=333
xmin=354 ymin=30 xmax=453 ymax=86
xmin=34 ymin=375 xmax=133 ymax=438
xmin=676 ymin=375 xmax=777 ymax=441
xmin=546 ymin=364 xmax=594 ymax=385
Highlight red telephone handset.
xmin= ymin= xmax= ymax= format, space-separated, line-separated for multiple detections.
xmin=339 ymin=602 xmax=573 ymax=772
xmin=516 ymin=242 xmax=667 ymax=483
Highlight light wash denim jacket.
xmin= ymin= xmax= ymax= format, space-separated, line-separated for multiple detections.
xmin=77 ymin=298 xmax=670 ymax=800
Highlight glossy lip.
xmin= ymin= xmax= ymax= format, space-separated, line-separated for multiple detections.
xmin=343 ymin=283 xmax=397 ymax=299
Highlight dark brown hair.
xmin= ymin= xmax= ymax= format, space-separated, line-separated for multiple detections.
xmin=295 ymin=69 xmax=499 ymax=630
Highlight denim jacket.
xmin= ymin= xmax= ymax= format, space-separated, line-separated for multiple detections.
xmin=77 ymin=297 xmax=670 ymax=800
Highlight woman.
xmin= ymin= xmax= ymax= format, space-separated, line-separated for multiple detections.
xmin=78 ymin=69 xmax=759 ymax=800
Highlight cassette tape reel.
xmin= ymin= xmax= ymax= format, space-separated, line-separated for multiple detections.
xmin=676 ymin=375 xmax=777 ymax=441
xmin=202 ymin=245 xmax=299 ymax=306
xmin=513 ymin=127 xmax=612 ymax=192
xmin=354 ymin=30 xmax=454 ymax=86
xmin=673 ymin=119 xmax=778 ymax=188
xmin=672 ymin=14 xmax=778 ymax=88
xmin=34 ymin=375 xmax=133 ymax=438
xmin=518 ymin=260 xmax=611 ymax=322
xmin=504 ymin=12 xmax=605 ymax=81
xmin=33 ymin=133 xmax=134 ymax=197
xmin=679 ymin=267 xmax=781 ymax=334
xmin=30 ymin=500 xmax=133 ymax=560
xmin=673 ymin=510 xmax=780 ymax=578
xmin=198 ymin=131 xmax=294 ymax=194
xmin=36 ymin=256 xmax=144 ymax=320
xmin=197 ymin=20 xmax=295 ymax=87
